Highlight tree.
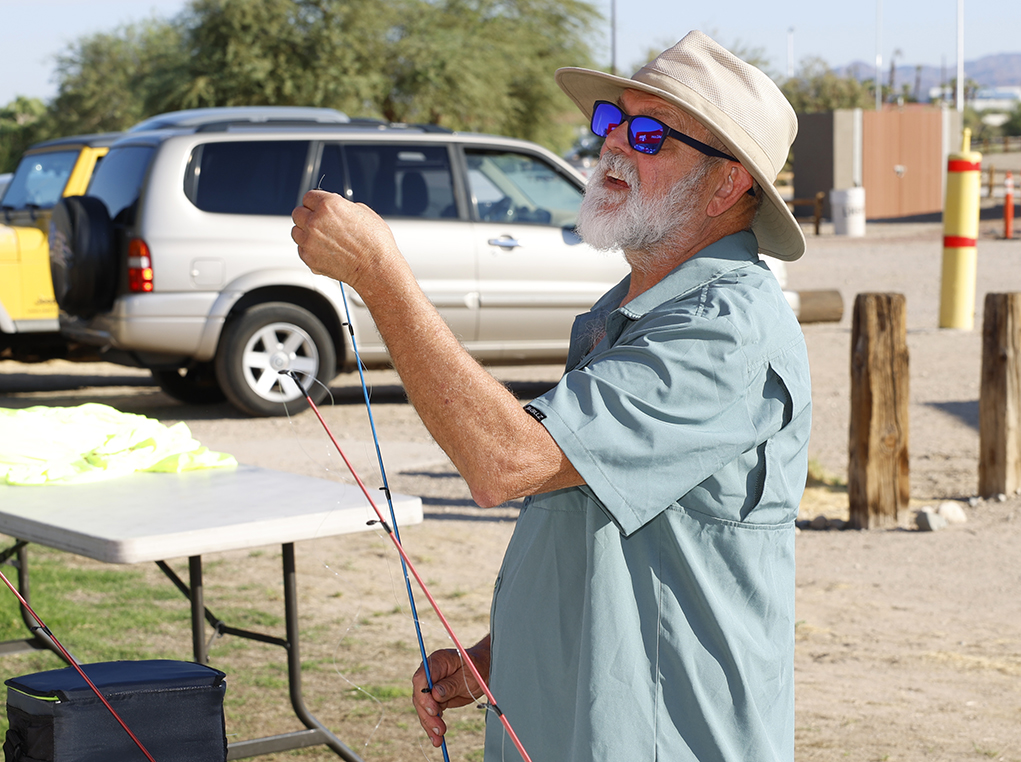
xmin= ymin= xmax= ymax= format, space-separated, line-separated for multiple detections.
xmin=44 ymin=0 xmax=600 ymax=154
xmin=378 ymin=0 xmax=598 ymax=147
xmin=0 ymin=97 xmax=50 ymax=173
xmin=1003 ymin=102 xmax=1021 ymax=137
xmin=48 ymin=18 xmax=187 ymax=135
xmin=162 ymin=0 xmax=391 ymax=113
xmin=782 ymin=57 xmax=873 ymax=113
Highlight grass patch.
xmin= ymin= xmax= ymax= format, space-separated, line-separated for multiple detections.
xmin=348 ymin=683 xmax=412 ymax=701
xmin=807 ymin=458 xmax=845 ymax=487
xmin=0 ymin=546 xmax=187 ymax=660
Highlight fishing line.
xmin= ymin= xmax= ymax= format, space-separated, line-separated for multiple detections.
xmin=280 ymin=366 xmax=533 ymax=762
xmin=290 ymin=188 xmax=522 ymax=758
xmin=277 ymin=386 xmax=400 ymax=751
xmin=331 ymin=280 xmax=451 ymax=762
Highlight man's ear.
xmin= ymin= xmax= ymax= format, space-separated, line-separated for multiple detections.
xmin=706 ymin=164 xmax=754 ymax=218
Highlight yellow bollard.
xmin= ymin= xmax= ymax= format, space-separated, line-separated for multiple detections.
xmin=940 ymin=128 xmax=983 ymax=329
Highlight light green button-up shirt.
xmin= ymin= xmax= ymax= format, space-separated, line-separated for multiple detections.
xmin=485 ymin=231 xmax=812 ymax=762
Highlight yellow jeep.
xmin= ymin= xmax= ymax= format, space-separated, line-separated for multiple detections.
xmin=0 ymin=133 xmax=119 ymax=360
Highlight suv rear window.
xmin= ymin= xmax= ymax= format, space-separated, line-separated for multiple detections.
xmin=185 ymin=141 xmax=310 ymax=216
xmin=88 ymin=145 xmax=155 ymax=224
xmin=2 ymin=150 xmax=80 ymax=209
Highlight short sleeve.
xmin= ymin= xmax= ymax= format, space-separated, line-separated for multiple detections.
xmin=528 ymin=297 xmax=803 ymax=536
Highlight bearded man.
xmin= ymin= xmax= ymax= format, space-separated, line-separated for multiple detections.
xmin=292 ymin=30 xmax=811 ymax=762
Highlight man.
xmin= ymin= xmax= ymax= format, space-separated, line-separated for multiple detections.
xmin=291 ymin=30 xmax=810 ymax=762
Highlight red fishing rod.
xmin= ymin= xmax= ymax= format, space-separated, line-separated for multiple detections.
xmin=0 ymin=568 xmax=157 ymax=762
xmin=280 ymin=369 xmax=533 ymax=762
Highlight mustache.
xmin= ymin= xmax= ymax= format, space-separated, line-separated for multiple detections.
xmin=588 ymin=151 xmax=639 ymax=191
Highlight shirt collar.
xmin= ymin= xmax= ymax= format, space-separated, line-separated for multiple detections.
xmin=615 ymin=230 xmax=761 ymax=320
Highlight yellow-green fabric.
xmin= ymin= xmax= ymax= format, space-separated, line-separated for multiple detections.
xmin=0 ymin=403 xmax=237 ymax=485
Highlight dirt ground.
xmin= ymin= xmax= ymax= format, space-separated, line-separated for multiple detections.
xmin=1 ymin=217 xmax=1020 ymax=761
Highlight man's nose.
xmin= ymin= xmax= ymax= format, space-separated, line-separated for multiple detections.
xmin=601 ymin=120 xmax=631 ymax=155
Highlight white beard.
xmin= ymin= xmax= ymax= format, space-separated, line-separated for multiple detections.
xmin=576 ymin=151 xmax=714 ymax=275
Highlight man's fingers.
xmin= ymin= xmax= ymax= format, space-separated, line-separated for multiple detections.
xmin=300 ymin=188 xmax=332 ymax=209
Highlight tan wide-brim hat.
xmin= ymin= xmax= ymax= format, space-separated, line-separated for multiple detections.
xmin=556 ymin=30 xmax=805 ymax=261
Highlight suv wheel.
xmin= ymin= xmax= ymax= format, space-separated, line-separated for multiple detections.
xmin=49 ymin=196 xmax=118 ymax=319
xmin=152 ymin=362 xmax=227 ymax=405
xmin=215 ymin=302 xmax=337 ymax=417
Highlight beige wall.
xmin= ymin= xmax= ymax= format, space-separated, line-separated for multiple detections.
xmin=862 ymin=109 xmax=945 ymax=219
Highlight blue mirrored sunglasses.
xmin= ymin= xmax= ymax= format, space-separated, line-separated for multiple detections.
xmin=590 ymin=100 xmax=738 ymax=160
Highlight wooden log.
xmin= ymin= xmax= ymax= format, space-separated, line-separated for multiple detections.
xmin=848 ymin=293 xmax=910 ymax=529
xmin=978 ymin=293 xmax=1021 ymax=497
xmin=795 ymin=289 xmax=844 ymax=324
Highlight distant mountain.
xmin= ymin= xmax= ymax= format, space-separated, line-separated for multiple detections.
xmin=836 ymin=53 xmax=1021 ymax=99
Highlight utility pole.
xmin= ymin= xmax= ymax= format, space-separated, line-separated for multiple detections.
xmin=875 ymin=0 xmax=883 ymax=110
xmin=956 ymin=0 xmax=965 ymax=112
xmin=787 ymin=27 xmax=795 ymax=79
xmin=610 ymin=0 xmax=617 ymax=76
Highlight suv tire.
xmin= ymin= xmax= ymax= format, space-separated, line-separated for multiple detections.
xmin=49 ymin=196 xmax=117 ymax=319
xmin=152 ymin=363 xmax=227 ymax=405
xmin=215 ymin=302 xmax=336 ymax=417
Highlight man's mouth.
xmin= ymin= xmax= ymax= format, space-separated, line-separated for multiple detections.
xmin=605 ymin=169 xmax=630 ymax=190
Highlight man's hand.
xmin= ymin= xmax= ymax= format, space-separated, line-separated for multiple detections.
xmin=290 ymin=190 xmax=402 ymax=293
xmin=412 ymin=636 xmax=491 ymax=748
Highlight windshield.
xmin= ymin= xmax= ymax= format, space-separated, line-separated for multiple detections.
xmin=0 ymin=150 xmax=80 ymax=209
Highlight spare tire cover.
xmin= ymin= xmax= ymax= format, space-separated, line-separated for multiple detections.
xmin=49 ymin=196 xmax=116 ymax=319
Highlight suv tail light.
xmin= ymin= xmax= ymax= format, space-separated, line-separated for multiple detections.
xmin=128 ymin=239 xmax=153 ymax=292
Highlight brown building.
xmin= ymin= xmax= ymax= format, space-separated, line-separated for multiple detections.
xmin=793 ymin=106 xmax=963 ymax=220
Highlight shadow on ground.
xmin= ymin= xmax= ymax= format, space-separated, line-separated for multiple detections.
xmin=926 ymin=399 xmax=979 ymax=430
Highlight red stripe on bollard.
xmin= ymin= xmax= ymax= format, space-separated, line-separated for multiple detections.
xmin=1005 ymin=171 xmax=1014 ymax=239
xmin=944 ymin=235 xmax=978 ymax=248
xmin=947 ymin=159 xmax=981 ymax=173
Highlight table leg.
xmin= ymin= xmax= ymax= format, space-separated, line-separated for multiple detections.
xmin=277 ymin=543 xmax=364 ymax=762
xmin=0 ymin=542 xmax=69 ymax=663
xmin=189 ymin=556 xmax=207 ymax=664
xmin=166 ymin=546 xmax=363 ymax=761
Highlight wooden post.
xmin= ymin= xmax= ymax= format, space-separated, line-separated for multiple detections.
xmin=796 ymin=289 xmax=844 ymax=324
xmin=813 ymin=191 xmax=825 ymax=236
xmin=848 ymin=294 xmax=910 ymax=529
xmin=979 ymin=293 xmax=1021 ymax=496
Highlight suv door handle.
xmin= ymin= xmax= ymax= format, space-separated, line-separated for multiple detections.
xmin=487 ymin=236 xmax=523 ymax=250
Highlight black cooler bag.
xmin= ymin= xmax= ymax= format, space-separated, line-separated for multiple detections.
xmin=3 ymin=659 xmax=227 ymax=762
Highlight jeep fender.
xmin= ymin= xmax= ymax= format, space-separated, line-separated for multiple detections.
xmin=0 ymin=298 xmax=15 ymax=335
xmin=0 ymin=226 xmax=19 ymax=334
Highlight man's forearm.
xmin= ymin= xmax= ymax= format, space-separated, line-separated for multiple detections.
xmin=291 ymin=191 xmax=580 ymax=505
xmin=354 ymin=261 xmax=580 ymax=507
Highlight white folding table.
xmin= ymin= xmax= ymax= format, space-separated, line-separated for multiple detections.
xmin=0 ymin=465 xmax=423 ymax=761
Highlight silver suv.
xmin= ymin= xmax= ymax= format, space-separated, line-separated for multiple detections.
xmin=50 ymin=108 xmax=630 ymax=416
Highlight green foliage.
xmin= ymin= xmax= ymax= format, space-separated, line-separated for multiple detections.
xmin=22 ymin=0 xmax=601 ymax=156
xmin=48 ymin=17 xmax=188 ymax=135
xmin=0 ymin=545 xmax=187 ymax=663
xmin=781 ymin=57 xmax=874 ymax=113
xmin=0 ymin=97 xmax=51 ymax=173
xmin=1003 ymin=102 xmax=1021 ymax=137
xmin=962 ymin=106 xmax=994 ymax=142
xmin=164 ymin=0 xmax=390 ymax=112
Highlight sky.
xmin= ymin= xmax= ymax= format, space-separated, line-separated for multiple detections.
xmin=1 ymin=0 xmax=1018 ymax=107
